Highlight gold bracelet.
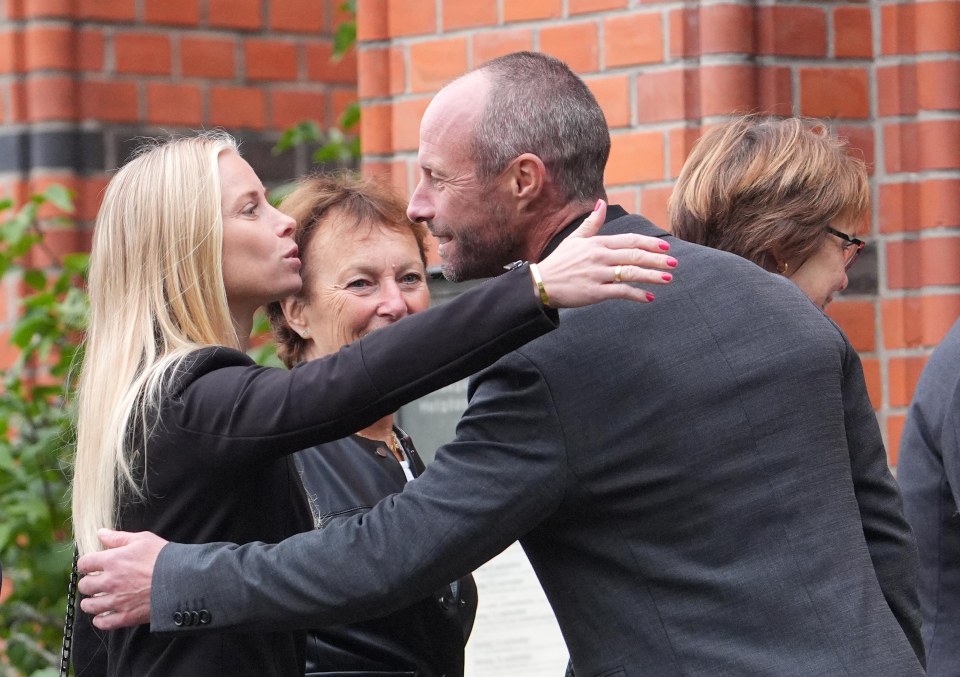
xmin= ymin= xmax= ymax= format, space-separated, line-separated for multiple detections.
xmin=529 ymin=262 xmax=551 ymax=307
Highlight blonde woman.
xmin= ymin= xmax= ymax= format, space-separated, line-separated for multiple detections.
xmin=70 ymin=132 xmax=675 ymax=676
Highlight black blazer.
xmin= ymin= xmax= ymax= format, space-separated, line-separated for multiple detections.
xmin=72 ymin=267 xmax=557 ymax=677
xmin=152 ymin=211 xmax=923 ymax=676
xmin=298 ymin=428 xmax=475 ymax=677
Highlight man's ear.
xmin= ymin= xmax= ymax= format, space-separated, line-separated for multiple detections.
xmin=280 ymin=296 xmax=310 ymax=337
xmin=502 ymin=153 xmax=547 ymax=207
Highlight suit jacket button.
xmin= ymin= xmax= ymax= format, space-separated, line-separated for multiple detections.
xmin=173 ymin=611 xmax=184 ymax=626
xmin=199 ymin=609 xmax=211 ymax=624
xmin=190 ymin=610 xmax=200 ymax=626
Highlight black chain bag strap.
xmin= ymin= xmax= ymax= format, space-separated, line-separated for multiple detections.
xmin=59 ymin=546 xmax=79 ymax=677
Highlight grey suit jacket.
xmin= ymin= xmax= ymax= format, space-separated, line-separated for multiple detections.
xmin=898 ymin=317 xmax=960 ymax=676
xmin=153 ymin=211 xmax=923 ymax=676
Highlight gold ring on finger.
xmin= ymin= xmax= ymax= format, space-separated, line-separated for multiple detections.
xmin=614 ymin=264 xmax=623 ymax=283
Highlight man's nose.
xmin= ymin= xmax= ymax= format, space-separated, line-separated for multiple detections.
xmin=407 ymin=181 xmax=432 ymax=224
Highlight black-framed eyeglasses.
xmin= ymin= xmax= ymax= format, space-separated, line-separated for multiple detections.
xmin=826 ymin=227 xmax=865 ymax=271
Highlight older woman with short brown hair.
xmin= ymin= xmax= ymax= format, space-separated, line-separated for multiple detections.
xmin=265 ymin=173 xmax=476 ymax=677
xmin=266 ymin=174 xmax=430 ymax=369
xmin=669 ymin=115 xmax=868 ymax=309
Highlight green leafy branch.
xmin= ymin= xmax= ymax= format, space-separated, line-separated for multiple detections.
xmin=0 ymin=186 xmax=87 ymax=677
xmin=273 ymin=0 xmax=360 ymax=170
xmin=333 ymin=0 xmax=357 ymax=60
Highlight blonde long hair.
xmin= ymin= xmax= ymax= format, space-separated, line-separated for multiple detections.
xmin=72 ymin=132 xmax=240 ymax=555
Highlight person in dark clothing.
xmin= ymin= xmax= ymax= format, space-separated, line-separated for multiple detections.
xmin=264 ymin=174 xmax=476 ymax=677
xmin=68 ymin=132 xmax=673 ymax=676
xmin=898 ymin=317 xmax=960 ymax=676
xmin=75 ymin=54 xmax=920 ymax=676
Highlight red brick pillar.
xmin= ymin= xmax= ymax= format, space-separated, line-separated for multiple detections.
xmin=356 ymin=0 xmax=960 ymax=464
xmin=875 ymin=0 xmax=960 ymax=463
xmin=0 ymin=0 xmax=357 ymax=367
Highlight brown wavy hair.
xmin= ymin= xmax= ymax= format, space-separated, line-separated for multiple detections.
xmin=669 ymin=115 xmax=869 ymax=272
xmin=265 ymin=173 xmax=429 ymax=368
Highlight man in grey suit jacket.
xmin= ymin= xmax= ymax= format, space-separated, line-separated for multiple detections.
xmin=79 ymin=52 xmax=923 ymax=675
xmin=898 ymin=317 xmax=960 ymax=676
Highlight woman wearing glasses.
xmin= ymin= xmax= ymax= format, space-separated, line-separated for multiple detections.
xmin=669 ymin=115 xmax=867 ymax=309
xmin=663 ymin=115 xmax=927 ymax=666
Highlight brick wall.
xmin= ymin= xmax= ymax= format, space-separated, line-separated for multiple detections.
xmin=0 ymin=0 xmax=354 ymax=364
xmin=0 ymin=1 xmax=955 ymax=464
xmin=356 ymin=0 xmax=960 ymax=465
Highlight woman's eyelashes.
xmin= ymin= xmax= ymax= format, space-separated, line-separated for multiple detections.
xmin=400 ymin=272 xmax=425 ymax=286
xmin=342 ymin=270 xmax=425 ymax=293
xmin=345 ymin=278 xmax=373 ymax=291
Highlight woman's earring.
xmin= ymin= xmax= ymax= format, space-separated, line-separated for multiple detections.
xmin=776 ymin=261 xmax=789 ymax=275
xmin=301 ymin=328 xmax=310 ymax=338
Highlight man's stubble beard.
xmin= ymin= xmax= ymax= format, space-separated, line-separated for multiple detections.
xmin=440 ymin=200 xmax=526 ymax=283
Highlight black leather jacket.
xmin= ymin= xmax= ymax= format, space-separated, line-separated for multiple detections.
xmin=297 ymin=427 xmax=477 ymax=677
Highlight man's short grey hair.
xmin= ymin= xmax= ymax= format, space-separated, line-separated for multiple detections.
xmin=470 ymin=52 xmax=610 ymax=202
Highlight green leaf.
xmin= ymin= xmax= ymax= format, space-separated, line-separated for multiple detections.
xmin=0 ymin=524 xmax=15 ymax=552
xmin=23 ymin=269 xmax=47 ymax=291
xmin=40 ymin=184 xmax=74 ymax=212
xmin=62 ymin=252 xmax=89 ymax=275
xmin=273 ymin=120 xmax=323 ymax=154
xmin=274 ymin=127 xmax=298 ymax=154
xmin=332 ymin=0 xmax=357 ymax=59
xmin=10 ymin=233 xmax=42 ymax=258
xmin=0 ymin=443 xmax=14 ymax=469
xmin=10 ymin=312 xmax=54 ymax=348
xmin=52 ymin=273 xmax=71 ymax=295
xmin=333 ymin=21 xmax=356 ymax=59
xmin=22 ymin=290 xmax=56 ymax=310
xmin=339 ymin=102 xmax=360 ymax=130
xmin=313 ymin=143 xmax=343 ymax=164
xmin=3 ymin=210 xmax=32 ymax=243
